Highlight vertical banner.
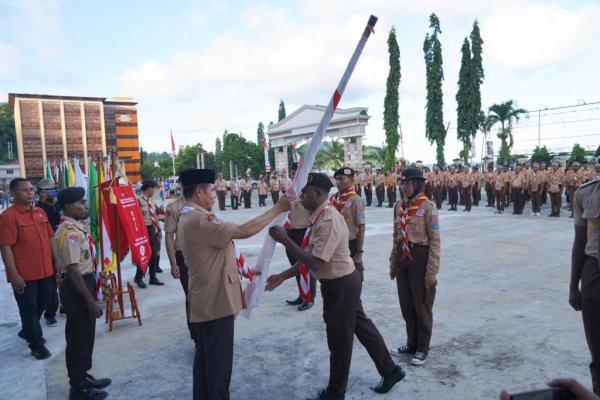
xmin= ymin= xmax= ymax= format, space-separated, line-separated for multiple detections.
xmin=486 ymin=140 xmax=494 ymax=157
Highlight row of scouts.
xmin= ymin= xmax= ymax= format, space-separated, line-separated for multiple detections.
xmin=214 ymin=171 xmax=291 ymax=211
xmin=162 ymin=165 xmax=440 ymax=400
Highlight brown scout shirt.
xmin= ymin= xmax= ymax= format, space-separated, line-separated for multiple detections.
xmin=215 ymin=178 xmax=227 ymax=192
xmin=459 ymin=171 xmax=472 ymax=189
xmin=375 ymin=174 xmax=385 ymax=187
xmin=164 ymin=197 xmax=185 ymax=251
xmin=573 ymin=180 xmax=600 ymax=260
xmin=137 ymin=194 xmax=157 ymax=227
xmin=511 ymin=172 xmax=525 ymax=189
xmin=548 ymin=169 xmax=564 ymax=193
xmin=530 ymin=171 xmax=546 ymax=192
xmin=308 ymin=203 xmax=355 ymax=281
xmin=53 ymin=217 xmax=94 ymax=275
xmin=270 ymin=179 xmax=280 ymax=192
xmin=446 ymin=172 xmax=459 ymax=188
xmin=335 ymin=193 xmax=366 ymax=241
xmin=178 ymin=202 xmax=243 ymax=323
xmin=386 ymin=173 xmax=395 ymax=188
xmin=362 ymin=173 xmax=372 ymax=187
xmin=258 ymin=181 xmax=268 ymax=195
xmin=230 ymin=179 xmax=240 ymax=196
xmin=471 ymin=171 xmax=482 ymax=188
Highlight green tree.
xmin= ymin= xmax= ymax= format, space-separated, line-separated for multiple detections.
xmin=487 ymin=100 xmax=528 ymax=165
xmin=363 ymin=144 xmax=385 ymax=168
xmin=256 ymin=122 xmax=265 ymax=145
xmin=567 ymin=143 xmax=588 ymax=166
xmin=215 ymin=137 xmax=222 ymax=173
xmin=313 ymin=139 xmax=344 ymax=171
xmin=278 ymin=100 xmax=286 ymax=122
xmin=456 ymin=37 xmax=473 ymax=163
xmin=470 ymin=20 xmax=484 ymax=129
xmin=424 ymin=13 xmax=446 ymax=166
xmin=220 ymin=133 xmax=263 ymax=178
xmin=0 ymin=103 xmax=16 ymax=162
xmin=383 ymin=26 xmax=401 ymax=171
xmin=530 ymin=145 xmax=553 ymax=164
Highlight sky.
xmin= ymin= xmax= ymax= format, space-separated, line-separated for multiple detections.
xmin=1 ymin=0 xmax=599 ymax=164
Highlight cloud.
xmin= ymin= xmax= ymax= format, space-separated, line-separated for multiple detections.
xmin=482 ymin=2 xmax=600 ymax=70
xmin=0 ymin=43 xmax=20 ymax=76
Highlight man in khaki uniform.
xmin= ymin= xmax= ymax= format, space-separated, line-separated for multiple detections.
xmin=568 ymin=162 xmax=582 ymax=218
xmin=548 ymin=160 xmax=565 ymax=217
xmin=511 ymin=165 xmax=526 ymax=215
xmin=386 ymin=169 xmax=396 ymax=208
xmin=267 ymin=173 xmax=404 ymax=400
xmin=389 ymin=168 xmax=440 ymax=367
xmin=430 ymin=166 xmax=443 ymax=210
xmin=164 ymin=192 xmax=194 ymax=341
xmin=178 ymin=168 xmax=291 ymax=400
xmin=241 ymin=174 xmax=253 ymax=209
xmin=332 ymin=168 xmax=366 ymax=281
xmin=230 ymin=176 xmax=239 ymax=210
xmin=446 ymin=165 xmax=459 ymax=211
xmin=540 ymin=161 xmax=549 ymax=205
xmin=134 ymin=180 xmax=164 ymax=288
xmin=375 ymin=169 xmax=385 ymax=207
xmin=471 ymin=165 xmax=482 ymax=206
xmin=571 ymin=167 xmax=600 ymax=395
xmin=494 ymin=165 xmax=508 ymax=214
xmin=269 ymin=173 xmax=280 ymax=204
xmin=353 ymin=171 xmax=362 ymax=197
xmin=54 ymin=187 xmax=111 ymax=400
xmin=257 ymin=175 xmax=268 ymax=207
xmin=215 ymin=173 xmax=227 ymax=211
xmin=459 ymin=164 xmax=472 ymax=212
xmin=484 ymin=164 xmax=495 ymax=208
xmin=529 ymin=163 xmax=545 ymax=216
xmin=362 ymin=169 xmax=373 ymax=206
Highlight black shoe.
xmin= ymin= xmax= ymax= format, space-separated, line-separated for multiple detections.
xmin=372 ymin=365 xmax=406 ymax=394
xmin=149 ymin=278 xmax=164 ymax=286
xmin=298 ymin=302 xmax=314 ymax=311
xmin=19 ymin=330 xmax=46 ymax=344
xmin=69 ymin=387 xmax=108 ymax=400
xmin=45 ymin=316 xmax=58 ymax=327
xmin=134 ymin=278 xmax=147 ymax=289
xmin=306 ymin=389 xmax=344 ymax=400
xmin=59 ymin=307 xmax=66 ymax=315
xmin=286 ymin=297 xmax=302 ymax=306
xmin=30 ymin=343 xmax=51 ymax=360
xmin=86 ymin=374 xmax=111 ymax=389
xmin=156 ymin=266 xmax=163 ymax=273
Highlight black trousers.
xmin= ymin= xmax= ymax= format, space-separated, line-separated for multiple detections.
xmin=321 ymin=270 xmax=396 ymax=396
xmin=448 ymin=187 xmax=458 ymax=208
xmin=386 ymin=187 xmax=395 ymax=207
xmin=60 ymin=273 xmax=97 ymax=390
xmin=135 ymin=225 xmax=160 ymax=281
xmin=286 ymin=228 xmax=317 ymax=300
xmin=531 ymin=191 xmax=541 ymax=213
xmin=472 ymin=185 xmax=481 ymax=205
xmin=44 ymin=276 xmax=60 ymax=319
xmin=485 ymin=183 xmax=495 ymax=207
xmin=230 ymin=195 xmax=239 ymax=210
xmin=258 ymin=194 xmax=267 ymax=207
xmin=271 ymin=191 xmax=280 ymax=205
xmin=582 ymin=257 xmax=600 ymax=395
xmin=512 ymin=188 xmax=524 ymax=214
xmin=348 ymin=239 xmax=364 ymax=281
xmin=496 ymin=190 xmax=506 ymax=212
xmin=192 ymin=315 xmax=235 ymax=400
xmin=433 ymin=187 xmax=442 ymax=209
xmin=243 ymin=191 xmax=252 ymax=208
xmin=217 ymin=191 xmax=227 ymax=211
xmin=175 ymin=250 xmax=193 ymax=340
xmin=550 ymin=192 xmax=562 ymax=216
xmin=13 ymin=275 xmax=54 ymax=346
xmin=364 ymin=185 xmax=372 ymax=206
xmin=375 ymin=185 xmax=385 ymax=206
xmin=462 ymin=187 xmax=472 ymax=211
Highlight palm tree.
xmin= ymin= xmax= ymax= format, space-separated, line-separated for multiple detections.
xmin=487 ymin=100 xmax=527 ymax=164
xmin=363 ymin=144 xmax=385 ymax=168
xmin=314 ymin=139 xmax=344 ymax=171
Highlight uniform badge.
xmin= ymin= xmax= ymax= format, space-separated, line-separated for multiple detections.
xmin=416 ymin=209 xmax=425 ymax=217
xmin=345 ymin=200 xmax=353 ymax=208
xmin=208 ymin=214 xmax=222 ymax=225
xmin=67 ymin=231 xmax=79 ymax=246
xmin=344 ymin=168 xmax=352 ymax=175
xmin=431 ymin=213 xmax=440 ymax=230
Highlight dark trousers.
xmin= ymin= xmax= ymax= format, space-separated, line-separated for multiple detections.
xmin=258 ymin=194 xmax=267 ymax=207
xmin=375 ymin=185 xmax=384 ymax=206
xmin=348 ymin=239 xmax=364 ymax=281
xmin=135 ymin=225 xmax=160 ymax=281
xmin=192 ymin=315 xmax=235 ymax=400
xmin=286 ymin=228 xmax=317 ymax=301
xmin=433 ymin=187 xmax=442 ymax=209
xmin=217 ymin=191 xmax=226 ymax=211
xmin=505 ymin=189 xmax=511 ymax=206
xmin=44 ymin=277 xmax=60 ymax=319
xmin=462 ymin=187 xmax=472 ymax=211
xmin=393 ymin=244 xmax=435 ymax=352
xmin=364 ymin=185 xmax=373 ymax=206
xmin=230 ymin=195 xmax=239 ymax=210
xmin=271 ymin=191 xmax=280 ymax=205
xmin=60 ymin=274 xmax=96 ymax=390
xmin=175 ymin=251 xmax=193 ymax=340
xmin=531 ymin=191 xmax=541 ymax=213
xmin=496 ymin=190 xmax=505 ymax=212
xmin=541 ymin=186 xmax=548 ymax=204
xmin=512 ymin=188 xmax=524 ymax=214
xmin=354 ymin=184 xmax=362 ymax=197
xmin=485 ymin=183 xmax=495 ymax=206
xmin=582 ymin=257 xmax=600 ymax=395
xmin=321 ymin=270 xmax=396 ymax=396
xmin=472 ymin=185 xmax=481 ymax=205
xmin=13 ymin=275 xmax=54 ymax=346
xmin=550 ymin=192 xmax=562 ymax=216
xmin=386 ymin=187 xmax=395 ymax=207
xmin=448 ymin=187 xmax=458 ymax=209
xmin=243 ymin=191 xmax=252 ymax=208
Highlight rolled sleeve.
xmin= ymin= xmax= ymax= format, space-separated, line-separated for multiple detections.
xmin=310 ymin=219 xmax=338 ymax=263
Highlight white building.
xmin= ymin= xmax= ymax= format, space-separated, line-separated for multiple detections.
xmin=0 ymin=163 xmax=20 ymax=188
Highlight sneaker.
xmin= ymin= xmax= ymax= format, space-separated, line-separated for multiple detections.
xmin=45 ymin=316 xmax=58 ymax=327
xmin=410 ymin=351 xmax=428 ymax=366
xmin=30 ymin=343 xmax=51 ymax=360
xmin=390 ymin=345 xmax=415 ymax=357
xmin=530 ymin=212 xmax=536 ymax=216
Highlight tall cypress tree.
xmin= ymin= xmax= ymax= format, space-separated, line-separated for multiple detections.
xmin=424 ymin=13 xmax=446 ymax=166
xmin=215 ymin=137 xmax=222 ymax=173
xmin=470 ymin=20 xmax=484 ymax=128
xmin=278 ymin=100 xmax=286 ymax=122
xmin=383 ymin=26 xmax=401 ymax=171
xmin=456 ymin=37 xmax=473 ymax=162
xmin=256 ymin=122 xmax=265 ymax=145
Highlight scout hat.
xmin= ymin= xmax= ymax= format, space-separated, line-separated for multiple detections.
xmin=141 ymin=179 xmax=158 ymax=190
xmin=572 ymin=161 xmax=581 ymax=167
xmin=179 ymin=168 xmax=215 ymax=187
xmin=400 ymin=168 xmax=426 ymax=181
xmin=37 ymin=178 xmax=58 ymax=197
xmin=57 ymin=187 xmax=85 ymax=208
xmin=305 ymin=172 xmax=333 ymax=192
xmin=334 ymin=167 xmax=355 ymax=178
xmin=533 ymin=162 xmax=540 ymax=168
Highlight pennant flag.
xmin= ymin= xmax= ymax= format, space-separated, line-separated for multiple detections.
xmin=88 ymin=157 xmax=99 ymax=247
xmin=52 ymin=162 xmax=59 ymax=185
xmin=59 ymin=161 xmax=66 ymax=189
xmin=73 ymin=158 xmax=87 ymax=198
xmin=44 ymin=161 xmax=52 ymax=181
xmin=67 ymin=159 xmax=75 ymax=187
xmin=117 ymin=159 xmax=128 ymax=184
xmin=170 ymin=130 xmax=176 ymax=156
xmin=99 ymin=164 xmax=116 ymax=273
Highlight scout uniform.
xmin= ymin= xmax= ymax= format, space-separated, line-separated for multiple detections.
xmin=568 ymin=163 xmax=582 ymax=217
xmin=459 ymin=166 xmax=473 ymax=211
xmin=164 ymin=196 xmax=194 ymax=339
xmin=215 ymin=175 xmax=227 ymax=211
xmin=390 ymin=168 xmax=440 ymax=366
xmin=353 ymin=172 xmax=362 ymax=197
xmin=280 ymin=172 xmax=289 ymax=195
xmin=230 ymin=177 xmax=240 ymax=210
xmin=134 ymin=180 xmax=163 ymax=286
xmin=540 ymin=162 xmax=549 ymax=205
xmin=511 ymin=168 xmax=526 ymax=214
xmin=494 ymin=166 xmax=507 ymax=213
xmin=529 ymin=164 xmax=545 ymax=215
xmin=485 ymin=166 xmax=495 ymax=207
xmin=332 ymin=168 xmax=366 ymax=281
xmin=386 ymin=170 xmax=396 ymax=208
xmin=375 ymin=170 xmax=385 ymax=207
xmin=446 ymin=168 xmax=459 ymax=211
xmin=241 ymin=176 xmax=253 ymax=208
xmin=430 ymin=169 xmax=443 ymax=210
xmin=471 ymin=167 xmax=482 ymax=206
xmin=362 ymin=170 xmax=373 ymax=206
xmin=572 ymin=179 xmax=600 ymax=395
xmin=270 ymin=174 xmax=280 ymax=205
xmin=257 ymin=177 xmax=268 ymax=207
xmin=548 ymin=163 xmax=565 ymax=217
xmin=54 ymin=187 xmax=111 ymax=399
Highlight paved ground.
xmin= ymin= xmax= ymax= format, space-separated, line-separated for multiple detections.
xmin=0 ymin=193 xmax=593 ymax=399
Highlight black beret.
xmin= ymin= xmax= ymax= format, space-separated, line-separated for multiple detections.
xmin=179 ymin=168 xmax=215 ymax=187
xmin=334 ymin=167 xmax=355 ymax=178
xmin=400 ymin=168 xmax=426 ymax=181
xmin=305 ymin=172 xmax=333 ymax=192
xmin=141 ymin=179 xmax=158 ymax=190
xmin=57 ymin=187 xmax=85 ymax=207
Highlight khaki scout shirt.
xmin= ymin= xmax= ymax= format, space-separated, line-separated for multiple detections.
xmin=429 ymin=172 xmax=443 ymax=187
xmin=511 ymin=172 xmax=525 ymax=189
xmin=215 ymin=178 xmax=227 ymax=192
xmin=485 ymin=172 xmax=495 ymax=186
xmin=280 ymin=176 xmax=289 ymax=190
xmin=308 ymin=203 xmax=355 ymax=281
xmin=137 ymin=194 xmax=156 ymax=227
xmin=53 ymin=217 xmax=94 ymax=275
xmin=386 ymin=174 xmax=395 ymax=188
xmin=230 ymin=180 xmax=240 ymax=196
xmin=459 ymin=172 xmax=472 ymax=189
xmin=471 ymin=171 xmax=482 ymax=188
xmin=393 ymin=199 xmax=441 ymax=280
xmin=241 ymin=179 xmax=253 ymax=192
xmin=548 ymin=169 xmax=564 ymax=193
xmin=494 ymin=171 xmax=506 ymax=191
xmin=164 ymin=197 xmax=185 ymax=251
xmin=573 ymin=180 xmax=600 ymax=260
xmin=258 ymin=181 xmax=268 ymax=195
xmin=334 ymin=193 xmax=366 ymax=241
xmin=270 ymin=179 xmax=280 ymax=192
xmin=446 ymin=172 xmax=459 ymax=188
xmin=178 ymin=202 xmax=242 ymax=323
xmin=375 ymin=174 xmax=385 ymax=186
xmin=530 ymin=171 xmax=546 ymax=192
xmin=288 ymin=200 xmax=311 ymax=230
xmin=362 ymin=173 xmax=372 ymax=187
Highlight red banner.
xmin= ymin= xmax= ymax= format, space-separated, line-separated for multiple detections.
xmin=100 ymin=181 xmax=130 ymax=262
xmin=112 ymin=185 xmax=151 ymax=272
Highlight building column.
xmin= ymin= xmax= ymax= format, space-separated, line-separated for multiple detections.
xmin=343 ymin=137 xmax=363 ymax=170
xmin=37 ymin=101 xmax=47 ymax=170
xmin=59 ymin=101 xmax=68 ymax=161
xmin=80 ymin=103 xmax=89 ymax=175
xmin=14 ymin=99 xmax=26 ymax=178
xmin=275 ymin=146 xmax=288 ymax=173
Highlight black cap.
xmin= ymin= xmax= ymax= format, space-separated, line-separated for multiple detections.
xmin=334 ymin=167 xmax=355 ymax=178
xmin=57 ymin=187 xmax=85 ymax=208
xmin=305 ymin=173 xmax=333 ymax=192
xmin=141 ymin=179 xmax=158 ymax=190
xmin=179 ymin=168 xmax=215 ymax=187
xmin=400 ymin=168 xmax=426 ymax=181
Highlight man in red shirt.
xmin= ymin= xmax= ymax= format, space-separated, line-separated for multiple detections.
xmin=0 ymin=178 xmax=55 ymax=360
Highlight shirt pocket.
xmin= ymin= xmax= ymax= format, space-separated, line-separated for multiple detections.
xmin=16 ymin=219 xmax=37 ymax=244
xmin=407 ymin=219 xmax=424 ymax=236
xmin=227 ymin=268 xmax=240 ymax=284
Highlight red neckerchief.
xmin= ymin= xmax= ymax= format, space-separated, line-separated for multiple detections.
xmin=394 ymin=193 xmax=428 ymax=260
xmin=298 ymin=205 xmax=328 ymax=302
xmin=329 ymin=187 xmax=356 ymax=213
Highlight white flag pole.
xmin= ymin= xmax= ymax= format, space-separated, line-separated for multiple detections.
xmin=243 ymin=15 xmax=378 ymax=317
